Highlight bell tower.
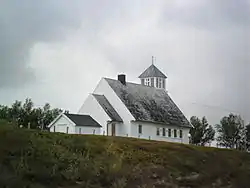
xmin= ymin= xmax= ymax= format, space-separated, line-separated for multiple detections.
xmin=138 ymin=56 xmax=167 ymax=89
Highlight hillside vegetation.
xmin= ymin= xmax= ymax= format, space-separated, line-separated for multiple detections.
xmin=0 ymin=122 xmax=250 ymax=188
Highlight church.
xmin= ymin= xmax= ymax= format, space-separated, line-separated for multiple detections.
xmin=48 ymin=60 xmax=191 ymax=144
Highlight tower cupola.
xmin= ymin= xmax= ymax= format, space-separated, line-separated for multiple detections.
xmin=138 ymin=56 xmax=167 ymax=89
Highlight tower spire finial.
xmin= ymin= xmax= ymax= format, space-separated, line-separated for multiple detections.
xmin=152 ymin=56 xmax=156 ymax=65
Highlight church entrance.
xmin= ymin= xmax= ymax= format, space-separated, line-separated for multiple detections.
xmin=111 ymin=123 xmax=116 ymax=136
xmin=107 ymin=122 xmax=116 ymax=136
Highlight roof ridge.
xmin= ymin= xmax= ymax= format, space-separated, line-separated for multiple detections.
xmin=103 ymin=77 xmax=168 ymax=92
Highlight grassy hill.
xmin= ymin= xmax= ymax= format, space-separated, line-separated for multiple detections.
xmin=0 ymin=122 xmax=250 ymax=188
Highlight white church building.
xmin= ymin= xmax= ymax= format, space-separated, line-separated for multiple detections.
xmin=49 ymin=62 xmax=192 ymax=144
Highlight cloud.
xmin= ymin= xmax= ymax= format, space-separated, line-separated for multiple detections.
xmin=0 ymin=0 xmax=85 ymax=88
xmin=98 ymin=0 xmax=250 ymax=122
xmin=162 ymin=0 xmax=250 ymax=29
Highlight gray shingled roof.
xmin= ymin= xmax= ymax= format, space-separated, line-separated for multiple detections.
xmin=92 ymin=94 xmax=123 ymax=122
xmin=105 ymin=78 xmax=191 ymax=128
xmin=138 ymin=64 xmax=167 ymax=78
xmin=64 ymin=113 xmax=102 ymax=127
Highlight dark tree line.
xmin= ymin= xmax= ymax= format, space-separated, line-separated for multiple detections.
xmin=189 ymin=114 xmax=250 ymax=151
xmin=0 ymin=98 xmax=63 ymax=130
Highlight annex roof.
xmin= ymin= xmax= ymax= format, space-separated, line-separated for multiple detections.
xmin=64 ymin=113 xmax=102 ymax=127
xmin=92 ymin=94 xmax=123 ymax=122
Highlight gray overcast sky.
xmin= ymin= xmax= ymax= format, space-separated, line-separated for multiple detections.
xmin=0 ymin=0 xmax=249 ymax=125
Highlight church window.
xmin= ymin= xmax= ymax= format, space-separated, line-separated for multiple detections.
xmin=174 ymin=129 xmax=177 ymax=138
xmin=156 ymin=78 xmax=163 ymax=88
xmin=179 ymin=130 xmax=183 ymax=138
xmin=158 ymin=78 xmax=162 ymax=88
xmin=138 ymin=125 xmax=142 ymax=134
xmin=156 ymin=128 xmax=160 ymax=136
xmin=162 ymin=128 xmax=166 ymax=136
xmin=168 ymin=128 xmax=171 ymax=137
xmin=150 ymin=78 xmax=154 ymax=87
xmin=145 ymin=78 xmax=150 ymax=86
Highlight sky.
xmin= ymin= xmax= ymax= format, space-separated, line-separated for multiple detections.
xmin=0 ymin=0 xmax=250 ymax=125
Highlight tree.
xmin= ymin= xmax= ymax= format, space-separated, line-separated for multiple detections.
xmin=216 ymin=113 xmax=244 ymax=149
xmin=246 ymin=124 xmax=250 ymax=151
xmin=0 ymin=98 xmax=63 ymax=130
xmin=10 ymin=100 xmax=23 ymax=126
xmin=189 ymin=116 xmax=215 ymax=146
xmin=41 ymin=103 xmax=62 ymax=130
xmin=30 ymin=107 xmax=43 ymax=129
xmin=0 ymin=105 xmax=11 ymax=121
xmin=17 ymin=98 xmax=34 ymax=128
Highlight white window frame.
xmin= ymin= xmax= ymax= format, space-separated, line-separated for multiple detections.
xmin=145 ymin=78 xmax=150 ymax=86
xmin=158 ymin=78 xmax=162 ymax=88
xmin=156 ymin=78 xmax=163 ymax=88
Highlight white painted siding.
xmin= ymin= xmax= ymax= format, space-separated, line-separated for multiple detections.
xmin=92 ymin=78 xmax=135 ymax=137
xmin=115 ymin=122 xmax=125 ymax=136
xmin=78 ymin=94 xmax=110 ymax=135
xmin=130 ymin=121 xmax=190 ymax=144
xmin=49 ymin=115 xmax=75 ymax=134
xmin=75 ymin=126 xmax=101 ymax=135
xmin=107 ymin=122 xmax=125 ymax=136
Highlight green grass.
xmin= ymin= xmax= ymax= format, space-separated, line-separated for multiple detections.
xmin=0 ymin=122 xmax=250 ymax=188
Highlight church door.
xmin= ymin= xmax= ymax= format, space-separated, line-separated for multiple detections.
xmin=111 ymin=123 xmax=116 ymax=136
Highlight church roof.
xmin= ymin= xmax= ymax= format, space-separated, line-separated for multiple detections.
xmin=92 ymin=94 xmax=123 ymax=122
xmin=64 ymin=113 xmax=102 ymax=127
xmin=138 ymin=64 xmax=167 ymax=79
xmin=104 ymin=78 xmax=191 ymax=128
